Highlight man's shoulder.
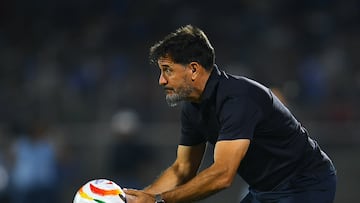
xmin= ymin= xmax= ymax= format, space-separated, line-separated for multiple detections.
xmin=217 ymin=74 xmax=270 ymax=97
xmin=219 ymin=74 xmax=266 ymax=89
xmin=215 ymin=74 xmax=273 ymax=117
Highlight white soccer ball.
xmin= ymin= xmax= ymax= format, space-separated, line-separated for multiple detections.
xmin=73 ymin=179 xmax=126 ymax=203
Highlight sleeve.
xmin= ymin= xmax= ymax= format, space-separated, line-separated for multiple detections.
xmin=218 ymin=97 xmax=263 ymax=141
xmin=179 ymin=105 xmax=206 ymax=146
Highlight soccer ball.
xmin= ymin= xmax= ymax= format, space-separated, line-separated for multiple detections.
xmin=73 ymin=179 xmax=126 ymax=203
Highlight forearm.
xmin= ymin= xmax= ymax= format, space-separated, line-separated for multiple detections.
xmin=124 ymin=141 xmax=248 ymax=203
xmin=145 ymin=144 xmax=205 ymax=194
xmin=158 ymin=140 xmax=248 ymax=203
xmin=144 ymin=163 xmax=195 ymax=194
xmin=160 ymin=163 xmax=233 ymax=203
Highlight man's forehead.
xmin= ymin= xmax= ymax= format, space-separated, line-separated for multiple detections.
xmin=157 ymin=56 xmax=175 ymax=66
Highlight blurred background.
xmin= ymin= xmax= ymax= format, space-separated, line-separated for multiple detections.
xmin=0 ymin=0 xmax=359 ymax=202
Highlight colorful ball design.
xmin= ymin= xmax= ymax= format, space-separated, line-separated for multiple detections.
xmin=73 ymin=179 xmax=126 ymax=203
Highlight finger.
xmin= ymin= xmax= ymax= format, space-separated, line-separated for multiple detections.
xmin=125 ymin=194 xmax=137 ymax=203
xmin=124 ymin=188 xmax=141 ymax=196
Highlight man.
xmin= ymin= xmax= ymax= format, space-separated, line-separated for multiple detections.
xmin=124 ymin=25 xmax=336 ymax=203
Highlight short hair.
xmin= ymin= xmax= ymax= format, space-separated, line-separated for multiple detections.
xmin=149 ymin=25 xmax=215 ymax=70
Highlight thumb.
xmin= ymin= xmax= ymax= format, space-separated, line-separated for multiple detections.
xmin=123 ymin=189 xmax=138 ymax=203
xmin=123 ymin=188 xmax=140 ymax=196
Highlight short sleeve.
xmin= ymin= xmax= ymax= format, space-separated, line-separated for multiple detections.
xmin=218 ymin=97 xmax=263 ymax=141
xmin=180 ymin=105 xmax=206 ymax=146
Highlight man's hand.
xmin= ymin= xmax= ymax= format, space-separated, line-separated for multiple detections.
xmin=124 ymin=189 xmax=155 ymax=203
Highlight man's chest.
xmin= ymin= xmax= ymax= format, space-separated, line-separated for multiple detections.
xmin=194 ymin=105 xmax=220 ymax=144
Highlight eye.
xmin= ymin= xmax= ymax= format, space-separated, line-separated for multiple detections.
xmin=163 ymin=67 xmax=172 ymax=75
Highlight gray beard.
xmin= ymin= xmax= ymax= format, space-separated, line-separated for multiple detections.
xmin=165 ymin=84 xmax=193 ymax=107
xmin=166 ymin=93 xmax=183 ymax=107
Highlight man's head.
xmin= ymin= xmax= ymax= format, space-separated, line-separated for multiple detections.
xmin=149 ymin=25 xmax=215 ymax=107
xmin=149 ymin=25 xmax=215 ymax=70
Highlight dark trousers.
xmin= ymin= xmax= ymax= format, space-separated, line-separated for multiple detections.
xmin=240 ymin=172 xmax=337 ymax=203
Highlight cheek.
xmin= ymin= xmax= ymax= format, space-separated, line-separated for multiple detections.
xmin=167 ymin=75 xmax=178 ymax=86
xmin=169 ymin=73 xmax=188 ymax=90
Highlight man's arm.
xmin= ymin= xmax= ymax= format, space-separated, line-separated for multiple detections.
xmin=125 ymin=139 xmax=250 ymax=203
xmin=144 ymin=142 xmax=206 ymax=194
xmin=161 ymin=139 xmax=250 ymax=202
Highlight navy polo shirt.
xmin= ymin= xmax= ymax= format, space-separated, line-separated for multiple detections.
xmin=180 ymin=66 xmax=335 ymax=191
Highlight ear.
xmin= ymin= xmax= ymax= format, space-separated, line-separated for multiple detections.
xmin=189 ymin=62 xmax=202 ymax=81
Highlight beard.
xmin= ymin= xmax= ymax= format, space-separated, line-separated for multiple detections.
xmin=165 ymin=83 xmax=193 ymax=107
xmin=166 ymin=93 xmax=183 ymax=107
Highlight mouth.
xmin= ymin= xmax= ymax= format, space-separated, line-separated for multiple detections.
xmin=164 ymin=88 xmax=174 ymax=94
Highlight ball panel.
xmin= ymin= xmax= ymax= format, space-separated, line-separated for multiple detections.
xmin=89 ymin=180 xmax=122 ymax=196
xmin=73 ymin=179 xmax=126 ymax=203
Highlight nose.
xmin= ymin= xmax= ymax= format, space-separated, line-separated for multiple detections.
xmin=159 ymin=73 xmax=167 ymax=86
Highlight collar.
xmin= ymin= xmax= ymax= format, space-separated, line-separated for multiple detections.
xmin=199 ymin=64 xmax=222 ymax=103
